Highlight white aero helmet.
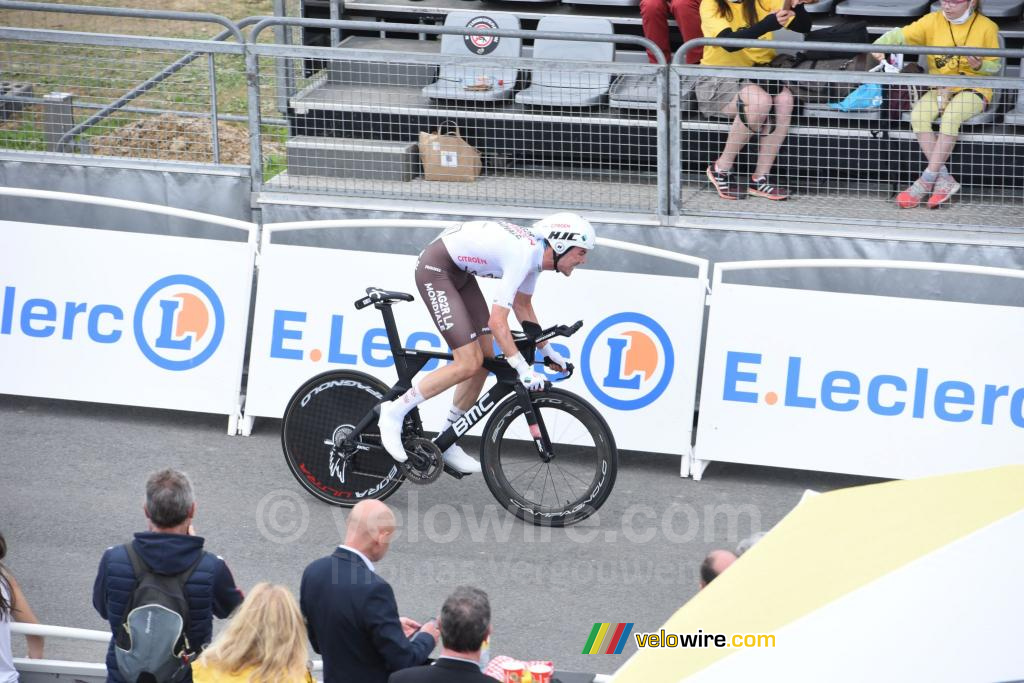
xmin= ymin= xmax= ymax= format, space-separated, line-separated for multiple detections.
xmin=531 ymin=212 xmax=596 ymax=263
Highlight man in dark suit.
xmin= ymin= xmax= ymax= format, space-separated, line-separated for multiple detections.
xmin=300 ymin=499 xmax=439 ymax=683
xmin=389 ymin=586 xmax=493 ymax=683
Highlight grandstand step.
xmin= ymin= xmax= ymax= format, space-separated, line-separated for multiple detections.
xmin=287 ymin=82 xmax=659 ymax=169
xmin=291 ymin=80 xmax=659 ymax=121
xmin=327 ymin=36 xmax=440 ymax=86
xmin=263 ymin=169 xmax=659 ymax=213
xmin=286 ymin=135 xmax=419 ymax=181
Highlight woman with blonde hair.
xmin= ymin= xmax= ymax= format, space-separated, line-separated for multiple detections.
xmin=192 ymin=583 xmax=312 ymax=683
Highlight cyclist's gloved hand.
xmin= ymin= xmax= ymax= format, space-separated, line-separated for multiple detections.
xmin=539 ymin=344 xmax=567 ymax=372
xmin=508 ymin=353 xmax=545 ymax=392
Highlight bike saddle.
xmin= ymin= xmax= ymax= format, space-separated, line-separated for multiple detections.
xmin=354 ymin=287 xmax=415 ymax=309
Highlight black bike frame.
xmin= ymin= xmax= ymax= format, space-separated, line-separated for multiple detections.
xmin=343 ymin=301 xmax=556 ymax=464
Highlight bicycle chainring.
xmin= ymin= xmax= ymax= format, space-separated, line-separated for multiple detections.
xmin=400 ymin=437 xmax=444 ymax=485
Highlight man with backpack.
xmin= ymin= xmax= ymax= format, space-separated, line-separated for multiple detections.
xmin=93 ymin=469 xmax=244 ymax=683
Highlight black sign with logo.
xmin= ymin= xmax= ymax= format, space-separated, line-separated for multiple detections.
xmin=464 ymin=16 xmax=500 ymax=55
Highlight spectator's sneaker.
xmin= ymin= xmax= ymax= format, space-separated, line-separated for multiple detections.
xmin=896 ymin=179 xmax=933 ymax=209
xmin=442 ymin=443 xmax=481 ymax=474
xmin=376 ymin=400 xmax=408 ymax=463
xmin=748 ymin=175 xmax=790 ymax=201
xmin=706 ymin=164 xmax=744 ymax=200
xmin=927 ymin=175 xmax=961 ymax=209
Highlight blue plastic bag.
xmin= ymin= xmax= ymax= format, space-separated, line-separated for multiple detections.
xmin=828 ymin=83 xmax=883 ymax=111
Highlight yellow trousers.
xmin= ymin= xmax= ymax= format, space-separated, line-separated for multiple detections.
xmin=910 ymin=89 xmax=986 ymax=136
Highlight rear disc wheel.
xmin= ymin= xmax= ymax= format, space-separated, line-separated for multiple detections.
xmin=281 ymin=370 xmax=406 ymax=506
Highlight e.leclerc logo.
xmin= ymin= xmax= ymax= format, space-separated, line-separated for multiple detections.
xmin=581 ymin=312 xmax=674 ymax=411
xmin=134 ymin=275 xmax=225 ymax=370
xmin=721 ymin=351 xmax=1024 ymax=428
xmin=0 ymin=274 xmax=224 ymax=372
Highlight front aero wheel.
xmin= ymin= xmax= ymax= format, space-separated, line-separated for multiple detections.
xmin=481 ymin=388 xmax=617 ymax=526
xmin=282 ymin=370 xmax=405 ymax=506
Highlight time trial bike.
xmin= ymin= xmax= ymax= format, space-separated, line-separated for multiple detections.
xmin=281 ymin=287 xmax=618 ymax=526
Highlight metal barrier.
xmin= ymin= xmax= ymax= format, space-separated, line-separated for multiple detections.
xmin=245 ymin=17 xmax=668 ymax=215
xmin=671 ymin=38 xmax=1024 ymax=232
xmin=8 ymin=622 xmax=325 ymax=681
xmin=2 ymin=4 xmax=1024 ymax=231
xmin=0 ymin=2 xmax=249 ymax=164
xmin=8 ymin=618 xmax=613 ymax=682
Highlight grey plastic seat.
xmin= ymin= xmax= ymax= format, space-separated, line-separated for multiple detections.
xmin=515 ymin=17 xmax=615 ymax=107
xmin=1004 ymin=87 xmax=1024 ymax=126
xmin=422 ymin=13 xmax=521 ymax=102
xmin=803 ymin=0 xmax=838 ymax=13
xmin=608 ymin=73 xmax=661 ymax=110
xmin=608 ymin=73 xmax=697 ymax=111
xmin=930 ymin=0 xmax=1024 ymax=17
xmin=837 ymin=0 xmax=931 ymax=16
xmin=802 ymin=86 xmax=882 ymax=123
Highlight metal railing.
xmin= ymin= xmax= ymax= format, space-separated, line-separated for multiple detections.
xmin=0 ymin=30 xmax=248 ymax=163
xmin=9 ymin=620 xmax=614 ymax=682
xmin=8 ymin=621 xmax=325 ymax=681
xmin=671 ymin=37 xmax=1024 ymax=231
xmin=244 ymin=17 xmax=668 ymax=215
xmin=1 ymin=4 xmax=1023 ymax=232
xmin=0 ymin=2 xmax=252 ymax=162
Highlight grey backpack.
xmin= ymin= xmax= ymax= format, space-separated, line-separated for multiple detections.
xmin=114 ymin=544 xmax=204 ymax=683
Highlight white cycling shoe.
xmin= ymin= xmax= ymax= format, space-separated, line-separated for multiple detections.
xmin=376 ymin=400 xmax=408 ymax=463
xmin=442 ymin=443 xmax=481 ymax=474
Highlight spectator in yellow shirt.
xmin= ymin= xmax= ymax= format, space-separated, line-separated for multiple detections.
xmin=872 ymin=0 xmax=1001 ymax=209
xmin=192 ymin=583 xmax=314 ymax=683
xmin=697 ymin=0 xmax=813 ymax=201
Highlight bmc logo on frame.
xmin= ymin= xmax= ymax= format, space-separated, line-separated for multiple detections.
xmin=581 ymin=312 xmax=674 ymax=411
xmin=1 ymin=274 xmax=225 ymax=371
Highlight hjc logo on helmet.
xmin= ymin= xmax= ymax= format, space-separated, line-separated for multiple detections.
xmin=549 ymin=231 xmax=581 ymax=242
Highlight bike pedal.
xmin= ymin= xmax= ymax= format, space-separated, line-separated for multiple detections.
xmin=442 ymin=464 xmax=468 ymax=480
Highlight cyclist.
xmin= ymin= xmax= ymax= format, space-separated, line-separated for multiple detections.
xmin=376 ymin=212 xmax=596 ymax=474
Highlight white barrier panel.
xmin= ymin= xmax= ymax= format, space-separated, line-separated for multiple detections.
xmin=244 ymin=239 xmax=706 ymax=457
xmin=695 ymin=262 xmax=1024 ymax=480
xmin=0 ymin=220 xmax=254 ymax=417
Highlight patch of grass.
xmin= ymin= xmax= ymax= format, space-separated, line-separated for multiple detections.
xmin=79 ymin=114 xmax=137 ymax=142
xmin=264 ymin=152 xmax=287 ymax=179
xmin=262 ymin=123 xmax=288 ymax=178
xmin=0 ymin=119 xmax=46 ymax=152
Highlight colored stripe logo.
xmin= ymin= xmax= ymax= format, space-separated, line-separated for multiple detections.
xmin=582 ymin=622 xmax=634 ymax=654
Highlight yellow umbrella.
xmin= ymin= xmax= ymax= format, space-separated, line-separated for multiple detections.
xmin=612 ymin=466 xmax=1024 ymax=683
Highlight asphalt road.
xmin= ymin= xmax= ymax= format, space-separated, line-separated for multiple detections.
xmin=0 ymin=393 xmax=881 ymax=676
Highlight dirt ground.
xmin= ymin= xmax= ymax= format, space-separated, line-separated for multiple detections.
xmin=90 ymin=112 xmax=279 ymax=165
